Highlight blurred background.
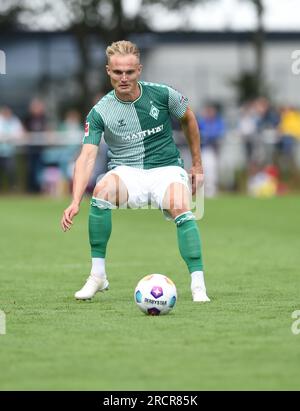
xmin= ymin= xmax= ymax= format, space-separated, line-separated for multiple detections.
xmin=1 ymin=0 xmax=300 ymax=198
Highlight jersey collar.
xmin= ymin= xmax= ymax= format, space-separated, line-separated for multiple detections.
xmin=113 ymin=82 xmax=143 ymax=104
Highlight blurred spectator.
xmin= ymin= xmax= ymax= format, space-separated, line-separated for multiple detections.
xmin=59 ymin=109 xmax=82 ymax=133
xmin=278 ymin=106 xmax=300 ymax=153
xmin=238 ymin=101 xmax=258 ymax=163
xmin=254 ymin=97 xmax=280 ymax=166
xmin=41 ymin=109 xmax=82 ymax=195
xmin=255 ymin=97 xmax=280 ymax=131
xmin=0 ymin=106 xmax=24 ymax=191
xmin=93 ymin=91 xmax=105 ymax=105
xmin=197 ymin=104 xmax=225 ymax=197
xmin=275 ymin=106 xmax=300 ymax=177
xmin=87 ymin=92 xmax=109 ymax=191
xmin=23 ymin=98 xmax=48 ymax=193
xmin=234 ymin=97 xmax=283 ymax=192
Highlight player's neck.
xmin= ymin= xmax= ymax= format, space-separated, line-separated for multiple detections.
xmin=115 ymin=83 xmax=141 ymax=102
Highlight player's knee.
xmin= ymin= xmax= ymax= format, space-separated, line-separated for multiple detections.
xmin=93 ymin=178 xmax=116 ymax=202
xmin=163 ymin=183 xmax=191 ymax=215
xmin=164 ymin=194 xmax=190 ymax=219
xmin=93 ymin=186 xmax=108 ymax=201
xmin=93 ymin=175 xmax=128 ymax=205
xmin=168 ymin=208 xmax=190 ymax=220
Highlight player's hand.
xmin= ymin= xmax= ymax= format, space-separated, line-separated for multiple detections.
xmin=190 ymin=164 xmax=204 ymax=195
xmin=61 ymin=202 xmax=80 ymax=232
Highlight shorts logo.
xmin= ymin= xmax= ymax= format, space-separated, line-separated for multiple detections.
xmin=149 ymin=104 xmax=159 ymax=120
xmin=84 ymin=122 xmax=89 ymax=137
xmin=180 ymin=172 xmax=187 ymax=182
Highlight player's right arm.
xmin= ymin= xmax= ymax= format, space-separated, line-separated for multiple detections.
xmin=61 ymin=106 xmax=104 ymax=231
xmin=61 ymin=144 xmax=98 ymax=231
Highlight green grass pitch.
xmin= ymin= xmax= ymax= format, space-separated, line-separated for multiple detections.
xmin=0 ymin=195 xmax=299 ymax=390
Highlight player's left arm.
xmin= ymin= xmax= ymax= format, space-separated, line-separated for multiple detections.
xmin=179 ymin=106 xmax=203 ymax=195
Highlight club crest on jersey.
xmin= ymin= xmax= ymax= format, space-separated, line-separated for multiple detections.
xmin=118 ymin=119 xmax=126 ymax=127
xmin=149 ymin=104 xmax=159 ymax=120
xmin=84 ymin=122 xmax=89 ymax=137
xmin=179 ymin=95 xmax=187 ymax=104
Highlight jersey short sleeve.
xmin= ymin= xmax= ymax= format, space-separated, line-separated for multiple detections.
xmin=167 ymin=86 xmax=189 ymax=119
xmin=82 ymin=108 xmax=104 ymax=146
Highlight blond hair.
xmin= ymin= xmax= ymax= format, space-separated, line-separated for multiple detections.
xmin=106 ymin=40 xmax=140 ymax=63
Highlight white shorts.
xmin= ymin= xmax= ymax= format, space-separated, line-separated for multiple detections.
xmin=105 ymin=165 xmax=191 ymax=216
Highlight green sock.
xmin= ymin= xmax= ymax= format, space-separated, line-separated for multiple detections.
xmin=89 ymin=198 xmax=112 ymax=258
xmin=175 ymin=211 xmax=203 ymax=273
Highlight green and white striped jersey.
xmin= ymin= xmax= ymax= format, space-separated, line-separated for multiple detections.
xmin=83 ymin=81 xmax=188 ymax=170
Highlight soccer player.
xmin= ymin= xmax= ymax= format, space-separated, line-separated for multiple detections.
xmin=61 ymin=40 xmax=210 ymax=303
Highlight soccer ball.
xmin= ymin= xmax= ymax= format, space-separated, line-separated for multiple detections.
xmin=134 ymin=274 xmax=177 ymax=316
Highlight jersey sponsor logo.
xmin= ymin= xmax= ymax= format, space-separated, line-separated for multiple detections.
xmin=149 ymin=104 xmax=159 ymax=120
xmin=122 ymin=124 xmax=164 ymax=142
xmin=84 ymin=121 xmax=89 ymax=137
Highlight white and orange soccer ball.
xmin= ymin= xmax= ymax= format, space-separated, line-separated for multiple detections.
xmin=134 ymin=274 xmax=177 ymax=316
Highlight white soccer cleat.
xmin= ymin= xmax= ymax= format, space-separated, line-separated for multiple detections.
xmin=191 ymin=271 xmax=210 ymax=302
xmin=192 ymin=288 xmax=211 ymax=302
xmin=74 ymin=274 xmax=109 ymax=300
